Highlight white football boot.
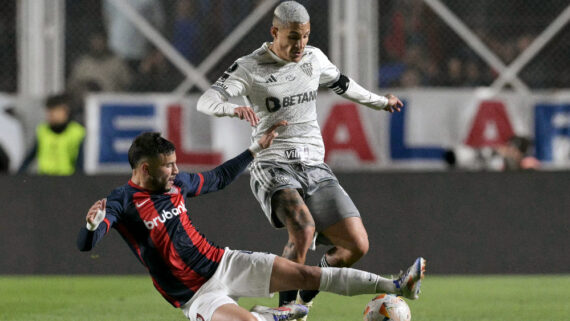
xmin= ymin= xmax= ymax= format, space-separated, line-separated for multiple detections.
xmin=251 ymin=302 xmax=309 ymax=321
xmin=294 ymin=292 xmax=313 ymax=321
xmin=394 ymin=257 xmax=426 ymax=300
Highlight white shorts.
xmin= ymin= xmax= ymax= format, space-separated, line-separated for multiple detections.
xmin=181 ymin=249 xmax=276 ymax=321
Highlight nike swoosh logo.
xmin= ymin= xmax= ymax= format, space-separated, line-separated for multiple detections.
xmin=135 ymin=199 xmax=150 ymax=208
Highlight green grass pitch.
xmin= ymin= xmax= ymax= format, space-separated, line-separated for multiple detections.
xmin=1 ymin=275 xmax=568 ymax=320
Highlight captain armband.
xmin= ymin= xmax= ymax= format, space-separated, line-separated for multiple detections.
xmin=328 ymin=74 xmax=350 ymax=95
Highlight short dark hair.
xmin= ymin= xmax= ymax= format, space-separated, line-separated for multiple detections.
xmin=128 ymin=132 xmax=176 ymax=169
xmin=508 ymin=135 xmax=532 ymax=155
xmin=46 ymin=94 xmax=70 ymax=110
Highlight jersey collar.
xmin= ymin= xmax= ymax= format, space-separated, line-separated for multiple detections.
xmin=128 ymin=179 xmax=180 ymax=195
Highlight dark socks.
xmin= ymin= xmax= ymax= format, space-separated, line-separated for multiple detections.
xmin=279 ymin=290 xmax=298 ymax=306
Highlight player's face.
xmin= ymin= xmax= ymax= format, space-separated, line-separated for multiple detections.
xmin=271 ymin=22 xmax=310 ymax=62
xmin=147 ymin=152 xmax=179 ymax=192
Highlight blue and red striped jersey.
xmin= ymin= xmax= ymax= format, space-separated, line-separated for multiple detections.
xmin=78 ymin=150 xmax=253 ymax=307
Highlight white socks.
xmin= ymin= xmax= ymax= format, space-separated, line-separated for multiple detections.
xmin=318 ymin=267 xmax=396 ymax=296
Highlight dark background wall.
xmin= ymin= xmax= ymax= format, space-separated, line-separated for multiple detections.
xmin=0 ymin=171 xmax=568 ymax=275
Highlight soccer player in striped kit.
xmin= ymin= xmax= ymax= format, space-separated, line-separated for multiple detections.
xmin=197 ymin=1 xmax=406 ymax=318
xmin=77 ymin=124 xmax=425 ymax=321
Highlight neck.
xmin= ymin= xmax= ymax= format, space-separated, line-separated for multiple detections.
xmin=131 ymin=170 xmax=149 ymax=190
xmin=267 ymin=42 xmax=288 ymax=64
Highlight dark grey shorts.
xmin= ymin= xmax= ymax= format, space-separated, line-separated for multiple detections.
xmin=249 ymin=161 xmax=360 ymax=240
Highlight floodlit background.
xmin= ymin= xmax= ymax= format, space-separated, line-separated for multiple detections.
xmin=0 ymin=0 xmax=569 ymax=173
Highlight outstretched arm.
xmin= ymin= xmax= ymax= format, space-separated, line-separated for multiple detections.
xmin=329 ymin=74 xmax=403 ymax=113
xmin=188 ymin=121 xmax=287 ymax=194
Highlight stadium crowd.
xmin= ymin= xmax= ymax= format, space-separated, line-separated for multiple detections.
xmin=0 ymin=0 xmax=566 ymax=174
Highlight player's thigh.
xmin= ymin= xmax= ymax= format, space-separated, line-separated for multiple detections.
xmin=217 ymin=250 xmax=276 ymax=298
xmin=249 ymin=161 xmax=303 ymax=228
xmin=269 ymin=256 xmax=321 ymax=293
xmin=305 ymin=179 xmax=361 ymax=234
xmin=272 ymin=188 xmax=315 ymax=233
xmin=211 ymin=304 xmax=257 ymax=321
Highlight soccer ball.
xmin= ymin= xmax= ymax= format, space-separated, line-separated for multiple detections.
xmin=363 ymin=294 xmax=411 ymax=321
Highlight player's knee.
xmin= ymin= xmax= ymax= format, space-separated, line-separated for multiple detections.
xmin=282 ymin=213 xmax=316 ymax=249
xmin=285 ymin=228 xmax=315 ymax=261
xmin=290 ymin=225 xmax=316 ymax=248
xmin=298 ymin=265 xmax=321 ymax=289
xmin=352 ymin=236 xmax=369 ymax=259
xmin=341 ymin=236 xmax=369 ymax=265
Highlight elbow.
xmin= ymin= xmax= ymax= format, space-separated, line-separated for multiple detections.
xmin=196 ymin=95 xmax=208 ymax=114
xmin=77 ymin=243 xmax=92 ymax=252
xmin=197 ymin=92 xmax=213 ymax=115
xmin=196 ymin=95 xmax=206 ymax=113
xmin=77 ymin=229 xmax=94 ymax=252
xmin=197 ymin=89 xmax=231 ymax=117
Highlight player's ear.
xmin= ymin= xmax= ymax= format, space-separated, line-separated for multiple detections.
xmin=141 ymin=162 xmax=150 ymax=175
xmin=270 ymin=26 xmax=278 ymax=39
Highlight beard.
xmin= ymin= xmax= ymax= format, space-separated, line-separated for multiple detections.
xmin=148 ymin=176 xmax=170 ymax=193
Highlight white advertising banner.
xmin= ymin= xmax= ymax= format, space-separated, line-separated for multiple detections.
xmin=84 ymin=90 xmax=570 ymax=174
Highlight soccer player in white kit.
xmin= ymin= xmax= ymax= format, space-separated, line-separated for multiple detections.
xmin=198 ymin=1 xmax=406 ymax=318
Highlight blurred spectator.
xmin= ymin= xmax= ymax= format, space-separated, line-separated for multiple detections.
xmin=103 ymin=0 xmax=165 ymax=72
xmin=495 ymin=135 xmax=540 ymax=170
xmin=210 ymin=0 xmax=255 ymax=38
xmin=497 ymin=40 xmax=517 ymax=65
xmin=172 ymin=0 xmax=201 ymax=65
xmin=378 ymin=0 xmax=570 ymax=88
xmin=0 ymin=105 xmax=24 ymax=173
xmin=399 ymin=68 xmax=423 ymax=88
xmin=441 ymin=57 xmax=463 ymax=86
xmin=444 ymin=135 xmax=540 ymax=171
xmin=130 ymin=48 xmax=182 ymax=92
xmin=68 ymin=31 xmax=132 ymax=93
xmin=422 ymin=60 xmax=443 ymax=86
xmin=516 ymin=34 xmax=533 ymax=53
xmin=462 ymin=60 xmax=485 ymax=87
xmin=379 ymin=62 xmax=406 ymax=88
xmin=65 ymin=0 xmax=105 ymax=75
xmin=19 ymin=94 xmax=85 ymax=176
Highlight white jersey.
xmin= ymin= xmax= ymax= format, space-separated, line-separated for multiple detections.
xmin=211 ymin=43 xmax=341 ymax=165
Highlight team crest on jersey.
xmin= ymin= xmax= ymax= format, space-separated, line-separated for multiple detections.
xmin=300 ymin=62 xmax=313 ymax=76
xmin=196 ymin=313 xmax=205 ymax=321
